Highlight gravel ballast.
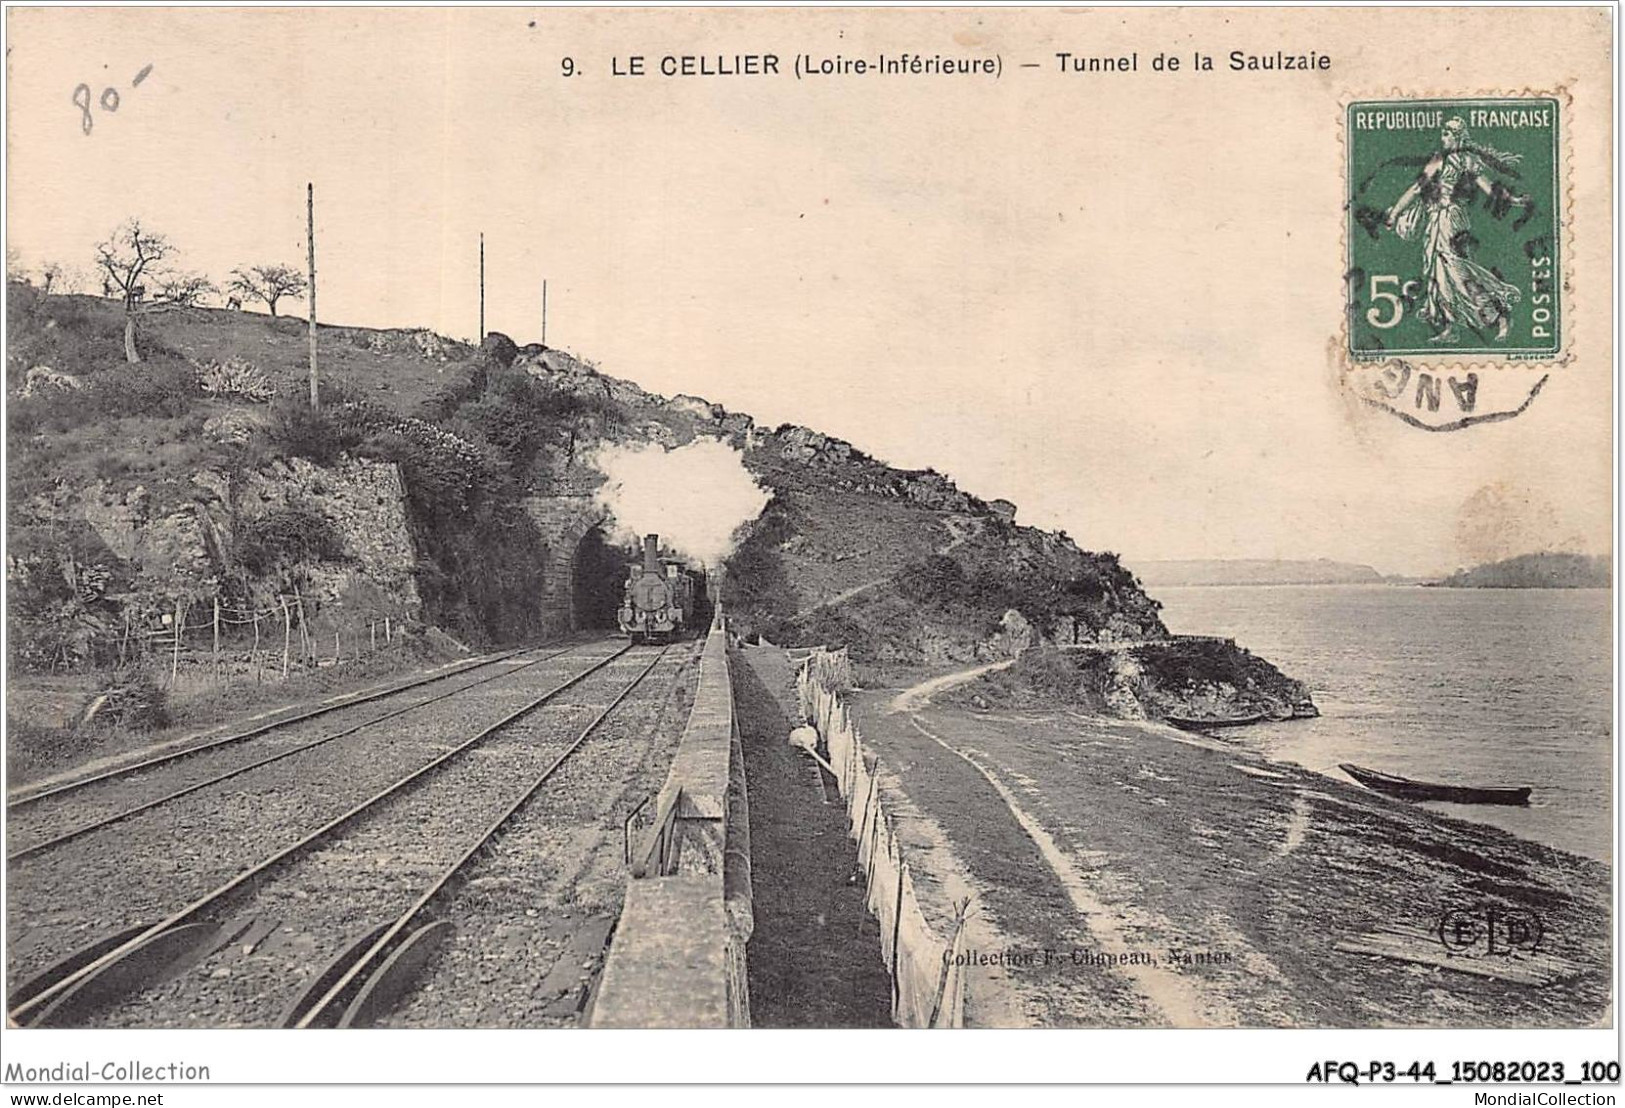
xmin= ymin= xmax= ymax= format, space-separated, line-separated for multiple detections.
xmin=7 ymin=639 xmax=630 ymax=993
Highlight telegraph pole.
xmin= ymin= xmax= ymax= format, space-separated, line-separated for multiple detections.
xmin=479 ymin=233 xmax=485 ymax=340
xmin=541 ymin=279 xmax=548 ymax=346
xmin=307 ymin=182 xmax=318 ymax=410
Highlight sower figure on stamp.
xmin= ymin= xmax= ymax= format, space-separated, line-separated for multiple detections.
xmin=1383 ymin=117 xmax=1528 ymax=343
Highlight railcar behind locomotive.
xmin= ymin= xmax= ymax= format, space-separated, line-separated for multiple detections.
xmin=617 ymin=534 xmax=697 ymax=643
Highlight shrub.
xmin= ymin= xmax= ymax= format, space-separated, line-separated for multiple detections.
xmin=6 ymin=278 xmax=43 ymax=320
xmin=421 ymin=368 xmax=622 ymax=476
xmin=76 ymin=669 xmax=169 ymax=732
xmin=894 ymin=554 xmax=966 ymax=602
xmin=787 ymin=605 xmax=867 ymax=651
xmin=1009 ymin=645 xmax=1087 ymax=699
xmin=265 ymin=402 xmax=360 ymax=465
xmin=11 ymin=360 xmax=199 ymax=433
xmin=7 ymin=524 xmax=128 ymax=671
xmin=406 ymin=489 xmax=551 ymax=644
xmin=234 ymin=505 xmax=348 ymax=576
xmin=1130 ymin=639 xmax=1290 ymax=694
xmin=419 ymin=366 xmax=487 ymax=422
xmin=722 ymin=499 xmax=799 ymax=638
xmin=360 ymin=418 xmax=494 ymax=518
xmin=196 ymin=357 xmax=274 ymax=403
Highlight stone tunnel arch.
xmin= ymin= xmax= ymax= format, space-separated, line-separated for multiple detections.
xmin=522 ymin=496 xmax=611 ymax=636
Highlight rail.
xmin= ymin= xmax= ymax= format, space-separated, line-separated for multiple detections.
xmin=8 ymin=642 xmax=634 ymax=1027
xmin=7 ymin=642 xmax=591 ymax=861
xmin=287 ymin=646 xmax=671 ymax=1028
xmin=7 ymin=642 xmax=549 ymax=809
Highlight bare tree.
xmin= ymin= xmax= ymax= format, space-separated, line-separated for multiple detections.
xmin=53 ymin=265 xmax=86 ymax=295
xmin=93 ymin=219 xmax=195 ymax=363
xmin=227 ymin=264 xmax=308 ymax=317
xmin=158 ymin=272 xmax=216 ymax=307
xmin=28 ymin=261 xmax=86 ymax=297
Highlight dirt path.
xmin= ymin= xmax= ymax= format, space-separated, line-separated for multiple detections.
xmin=886 ymin=660 xmax=1013 ymax=715
xmin=937 ymin=515 xmax=981 ymax=554
xmin=876 ymin=664 xmax=1245 ymax=1026
xmin=790 ymin=578 xmax=890 ymax=621
xmin=848 ymin=692 xmax=1611 ymax=1028
xmin=905 ymin=714 xmax=1240 ymax=1027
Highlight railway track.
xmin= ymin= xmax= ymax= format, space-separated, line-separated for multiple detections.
xmin=8 ymin=643 xmax=682 ymax=1028
xmin=7 ymin=643 xmax=548 ymax=810
xmin=378 ymin=639 xmax=701 ymax=1027
xmin=295 ymin=644 xmax=692 ymax=1029
xmin=4 ymin=639 xmax=628 ymax=990
xmin=6 ymin=640 xmax=590 ymax=861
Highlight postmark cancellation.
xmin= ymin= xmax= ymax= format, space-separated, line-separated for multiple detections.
xmin=1341 ymin=95 xmax=1568 ymax=430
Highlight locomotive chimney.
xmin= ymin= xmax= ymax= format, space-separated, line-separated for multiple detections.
xmin=643 ymin=533 xmax=661 ymax=574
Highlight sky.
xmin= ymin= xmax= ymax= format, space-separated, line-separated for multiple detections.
xmin=5 ymin=7 xmax=1613 ymax=577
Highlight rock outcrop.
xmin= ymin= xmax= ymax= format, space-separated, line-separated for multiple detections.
xmin=30 ymin=457 xmax=420 ymax=617
xmin=480 ymin=331 xmax=520 ymax=369
xmin=21 ymin=365 xmax=81 ymax=397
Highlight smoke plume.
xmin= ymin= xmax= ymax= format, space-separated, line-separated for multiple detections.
xmin=591 ymin=438 xmax=770 ymax=566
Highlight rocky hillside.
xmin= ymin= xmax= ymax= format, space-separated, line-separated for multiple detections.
xmin=7 ymin=288 xmax=464 ymax=677
xmin=6 ymin=279 xmax=1306 ymax=729
xmin=725 ymin=431 xmax=1167 ymax=669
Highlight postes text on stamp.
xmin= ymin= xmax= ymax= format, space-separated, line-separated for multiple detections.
xmin=1343 ymin=97 xmax=1562 ymax=430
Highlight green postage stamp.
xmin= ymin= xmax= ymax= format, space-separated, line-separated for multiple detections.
xmin=1345 ymin=97 xmax=1562 ymax=363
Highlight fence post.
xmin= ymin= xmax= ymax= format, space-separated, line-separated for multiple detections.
xmin=864 ymin=783 xmax=882 ymax=898
xmin=171 ymin=600 xmax=184 ymax=689
xmin=293 ymin=587 xmax=309 ymax=669
xmin=212 ymin=597 xmax=221 ymax=680
xmin=281 ymin=596 xmax=292 ymax=678
xmin=370 ymin=620 xmax=377 ymax=653
xmin=891 ymin=852 xmax=906 ymax=1010
xmin=385 ymin=615 xmax=392 ymax=643
xmin=333 ymin=629 xmax=340 ymax=666
xmin=252 ymin=609 xmax=262 ymax=683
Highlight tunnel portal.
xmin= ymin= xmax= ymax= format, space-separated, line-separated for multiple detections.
xmin=572 ymin=527 xmax=633 ymax=632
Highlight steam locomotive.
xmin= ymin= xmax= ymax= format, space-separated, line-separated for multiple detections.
xmin=617 ymin=534 xmax=700 ymax=643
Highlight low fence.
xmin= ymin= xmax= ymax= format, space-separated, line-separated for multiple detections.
xmin=155 ymin=597 xmax=408 ymax=687
xmin=44 ymin=594 xmax=412 ymax=693
xmin=797 ymin=649 xmax=971 ymax=1028
xmin=588 ymin=612 xmax=754 ymax=1028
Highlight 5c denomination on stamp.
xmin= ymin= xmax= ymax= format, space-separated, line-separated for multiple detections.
xmin=1342 ymin=96 xmax=1565 ymax=429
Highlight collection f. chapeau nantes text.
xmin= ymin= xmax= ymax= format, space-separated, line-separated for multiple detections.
xmin=583 ymin=49 xmax=1332 ymax=80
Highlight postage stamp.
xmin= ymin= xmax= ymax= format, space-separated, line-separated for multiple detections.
xmin=1343 ymin=96 xmax=1565 ymax=429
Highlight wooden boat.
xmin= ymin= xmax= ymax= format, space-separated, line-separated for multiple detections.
xmin=1340 ymin=763 xmax=1531 ymax=807
xmin=1165 ymin=711 xmax=1266 ymax=731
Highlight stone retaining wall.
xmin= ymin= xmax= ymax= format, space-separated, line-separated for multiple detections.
xmin=587 ymin=615 xmax=753 ymax=1028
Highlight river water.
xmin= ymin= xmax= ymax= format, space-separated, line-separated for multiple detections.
xmin=1152 ymin=585 xmax=1613 ymax=862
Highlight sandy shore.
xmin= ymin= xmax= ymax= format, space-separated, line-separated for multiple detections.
xmin=842 ymin=667 xmax=1610 ymax=1028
